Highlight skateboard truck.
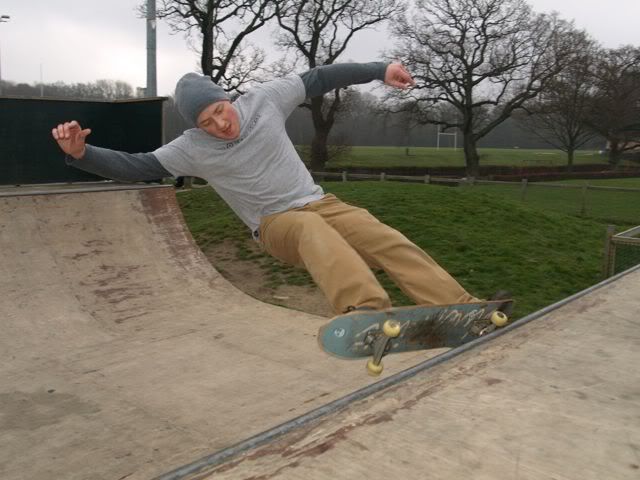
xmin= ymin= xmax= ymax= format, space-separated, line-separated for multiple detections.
xmin=367 ymin=311 xmax=509 ymax=375
xmin=473 ymin=310 xmax=509 ymax=336
xmin=366 ymin=319 xmax=402 ymax=376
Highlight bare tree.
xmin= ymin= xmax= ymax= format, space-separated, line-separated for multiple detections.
xmin=585 ymin=45 xmax=640 ymax=166
xmin=144 ymin=0 xmax=275 ymax=93
xmin=274 ymin=0 xmax=404 ymax=170
xmin=390 ymin=0 xmax=583 ymax=177
xmin=517 ymin=36 xmax=600 ymax=171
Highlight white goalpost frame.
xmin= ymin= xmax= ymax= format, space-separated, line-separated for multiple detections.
xmin=436 ymin=125 xmax=457 ymax=150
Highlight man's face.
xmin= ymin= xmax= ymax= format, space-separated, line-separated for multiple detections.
xmin=197 ymin=100 xmax=240 ymax=140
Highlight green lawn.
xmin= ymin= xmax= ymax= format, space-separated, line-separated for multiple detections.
xmin=178 ymin=182 xmax=613 ymax=319
xmin=324 ymin=146 xmax=606 ymax=169
xmin=551 ymin=178 xmax=640 ymax=188
xmin=470 ymin=181 xmax=640 ymax=225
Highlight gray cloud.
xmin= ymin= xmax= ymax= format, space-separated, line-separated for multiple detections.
xmin=0 ymin=0 xmax=637 ymax=95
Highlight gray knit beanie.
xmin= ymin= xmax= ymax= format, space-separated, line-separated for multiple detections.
xmin=175 ymin=73 xmax=230 ymax=126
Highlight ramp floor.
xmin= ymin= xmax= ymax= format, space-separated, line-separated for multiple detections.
xmin=0 ymin=185 xmax=428 ymax=480
xmin=190 ymin=267 xmax=640 ymax=480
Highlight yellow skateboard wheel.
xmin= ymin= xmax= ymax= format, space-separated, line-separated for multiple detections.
xmin=382 ymin=320 xmax=401 ymax=338
xmin=491 ymin=311 xmax=508 ymax=327
xmin=367 ymin=359 xmax=384 ymax=376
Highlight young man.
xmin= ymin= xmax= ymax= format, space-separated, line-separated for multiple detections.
xmin=52 ymin=62 xmax=483 ymax=315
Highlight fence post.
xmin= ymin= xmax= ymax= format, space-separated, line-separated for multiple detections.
xmin=424 ymin=175 xmax=430 ymax=184
xmin=380 ymin=172 xmax=386 ymax=182
xmin=342 ymin=171 xmax=347 ymax=182
xmin=520 ymin=179 xmax=528 ymax=202
xmin=580 ymin=184 xmax=588 ymax=216
xmin=603 ymin=225 xmax=616 ymax=278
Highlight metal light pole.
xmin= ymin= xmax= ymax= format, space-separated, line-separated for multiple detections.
xmin=0 ymin=15 xmax=10 ymax=96
xmin=146 ymin=0 xmax=157 ymax=97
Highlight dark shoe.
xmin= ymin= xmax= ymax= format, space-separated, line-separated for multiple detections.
xmin=489 ymin=290 xmax=514 ymax=317
xmin=470 ymin=290 xmax=513 ymax=336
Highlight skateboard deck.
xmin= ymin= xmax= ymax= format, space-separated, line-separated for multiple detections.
xmin=318 ymin=300 xmax=513 ymax=375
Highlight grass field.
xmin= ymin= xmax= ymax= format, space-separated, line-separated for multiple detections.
xmin=551 ymin=178 xmax=640 ymax=188
xmin=469 ymin=181 xmax=640 ymax=225
xmin=324 ymin=146 xmax=607 ymax=168
xmin=177 ymin=182 xmax=614 ymax=319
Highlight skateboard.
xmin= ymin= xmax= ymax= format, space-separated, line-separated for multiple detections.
xmin=318 ymin=299 xmax=513 ymax=376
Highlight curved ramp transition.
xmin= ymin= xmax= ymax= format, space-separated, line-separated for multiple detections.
xmin=181 ymin=266 xmax=640 ymax=480
xmin=0 ymin=185 xmax=428 ymax=480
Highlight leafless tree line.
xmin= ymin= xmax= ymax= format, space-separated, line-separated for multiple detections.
xmin=2 ymin=79 xmax=135 ymax=100
xmin=388 ymin=0 xmax=640 ymax=174
xmin=4 ymin=0 xmax=638 ymax=175
xmin=145 ymin=0 xmax=640 ymax=173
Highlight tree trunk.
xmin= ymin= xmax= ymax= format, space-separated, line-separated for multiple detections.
xmin=310 ymin=130 xmax=329 ymax=171
xmin=608 ymin=139 xmax=622 ymax=168
xmin=309 ymin=97 xmax=335 ymax=171
xmin=463 ymin=134 xmax=480 ymax=178
xmin=567 ymin=149 xmax=575 ymax=172
xmin=200 ymin=13 xmax=214 ymax=77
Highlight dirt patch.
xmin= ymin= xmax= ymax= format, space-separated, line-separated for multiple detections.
xmin=203 ymin=240 xmax=333 ymax=318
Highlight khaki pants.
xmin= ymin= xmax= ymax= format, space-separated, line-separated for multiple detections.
xmin=258 ymin=194 xmax=478 ymax=314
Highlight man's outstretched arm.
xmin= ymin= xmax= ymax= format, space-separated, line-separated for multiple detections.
xmin=300 ymin=62 xmax=414 ymax=98
xmin=52 ymin=120 xmax=173 ymax=182
xmin=65 ymin=145 xmax=172 ymax=183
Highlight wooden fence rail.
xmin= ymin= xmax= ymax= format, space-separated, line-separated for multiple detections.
xmin=311 ymin=171 xmax=640 ymax=193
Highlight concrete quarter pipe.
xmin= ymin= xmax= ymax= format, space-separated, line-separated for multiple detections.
xmin=1 ymin=184 xmax=639 ymax=480
xmin=182 ymin=264 xmax=640 ymax=480
xmin=0 ymin=184 xmax=427 ymax=480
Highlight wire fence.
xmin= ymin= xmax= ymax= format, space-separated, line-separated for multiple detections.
xmin=604 ymin=226 xmax=640 ymax=277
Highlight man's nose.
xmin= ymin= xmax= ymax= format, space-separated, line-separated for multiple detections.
xmin=214 ymin=116 xmax=227 ymax=130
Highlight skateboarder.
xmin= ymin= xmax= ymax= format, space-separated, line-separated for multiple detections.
xmin=52 ymin=61 xmax=486 ymax=315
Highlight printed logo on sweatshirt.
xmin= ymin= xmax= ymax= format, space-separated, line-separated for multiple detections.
xmin=224 ymin=113 xmax=262 ymax=150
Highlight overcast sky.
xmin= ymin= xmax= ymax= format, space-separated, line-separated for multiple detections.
xmin=0 ymin=0 xmax=638 ymax=96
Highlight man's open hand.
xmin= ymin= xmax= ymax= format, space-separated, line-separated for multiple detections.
xmin=51 ymin=120 xmax=92 ymax=160
xmin=384 ymin=63 xmax=415 ymax=89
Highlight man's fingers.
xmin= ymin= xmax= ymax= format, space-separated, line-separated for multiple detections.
xmin=63 ymin=121 xmax=81 ymax=139
xmin=52 ymin=121 xmax=88 ymax=144
xmin=396 ymin=69 xmax=415 ymax=86
xmin=386 ymin=63 xmax=415 ymax=90
xmin=392 ymin=78 xmax=412 ymax=89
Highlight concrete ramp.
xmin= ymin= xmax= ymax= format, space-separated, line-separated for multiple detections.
xmin=0 ymin=185 xmax=427 ymax=480
xmin=184 ymin=266 xmax=640 ymax=480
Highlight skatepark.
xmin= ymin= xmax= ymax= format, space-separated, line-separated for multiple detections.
xmin=1 ymin=183 xmax=639 ymax=479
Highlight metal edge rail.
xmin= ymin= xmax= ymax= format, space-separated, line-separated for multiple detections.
xmin=154 ymin=262 xmax=640 ymax=480
xmin=0 ymin=183 xmax=172 ymax=197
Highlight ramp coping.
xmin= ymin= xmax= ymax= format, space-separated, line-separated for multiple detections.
xmin=154 ymin=262 xmax=640 ymax=480
xmin=0 ymin=183 xmax=171 ymax=197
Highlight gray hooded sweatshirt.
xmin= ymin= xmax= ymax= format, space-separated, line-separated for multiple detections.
xmin=67 ymin=62 xmax=388 ymax=235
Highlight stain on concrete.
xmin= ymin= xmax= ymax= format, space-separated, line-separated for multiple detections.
xmin=485 ymin=377 xmax=503 ymax=386
xmin=0 ymin=390 xmax=100 ymax=431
